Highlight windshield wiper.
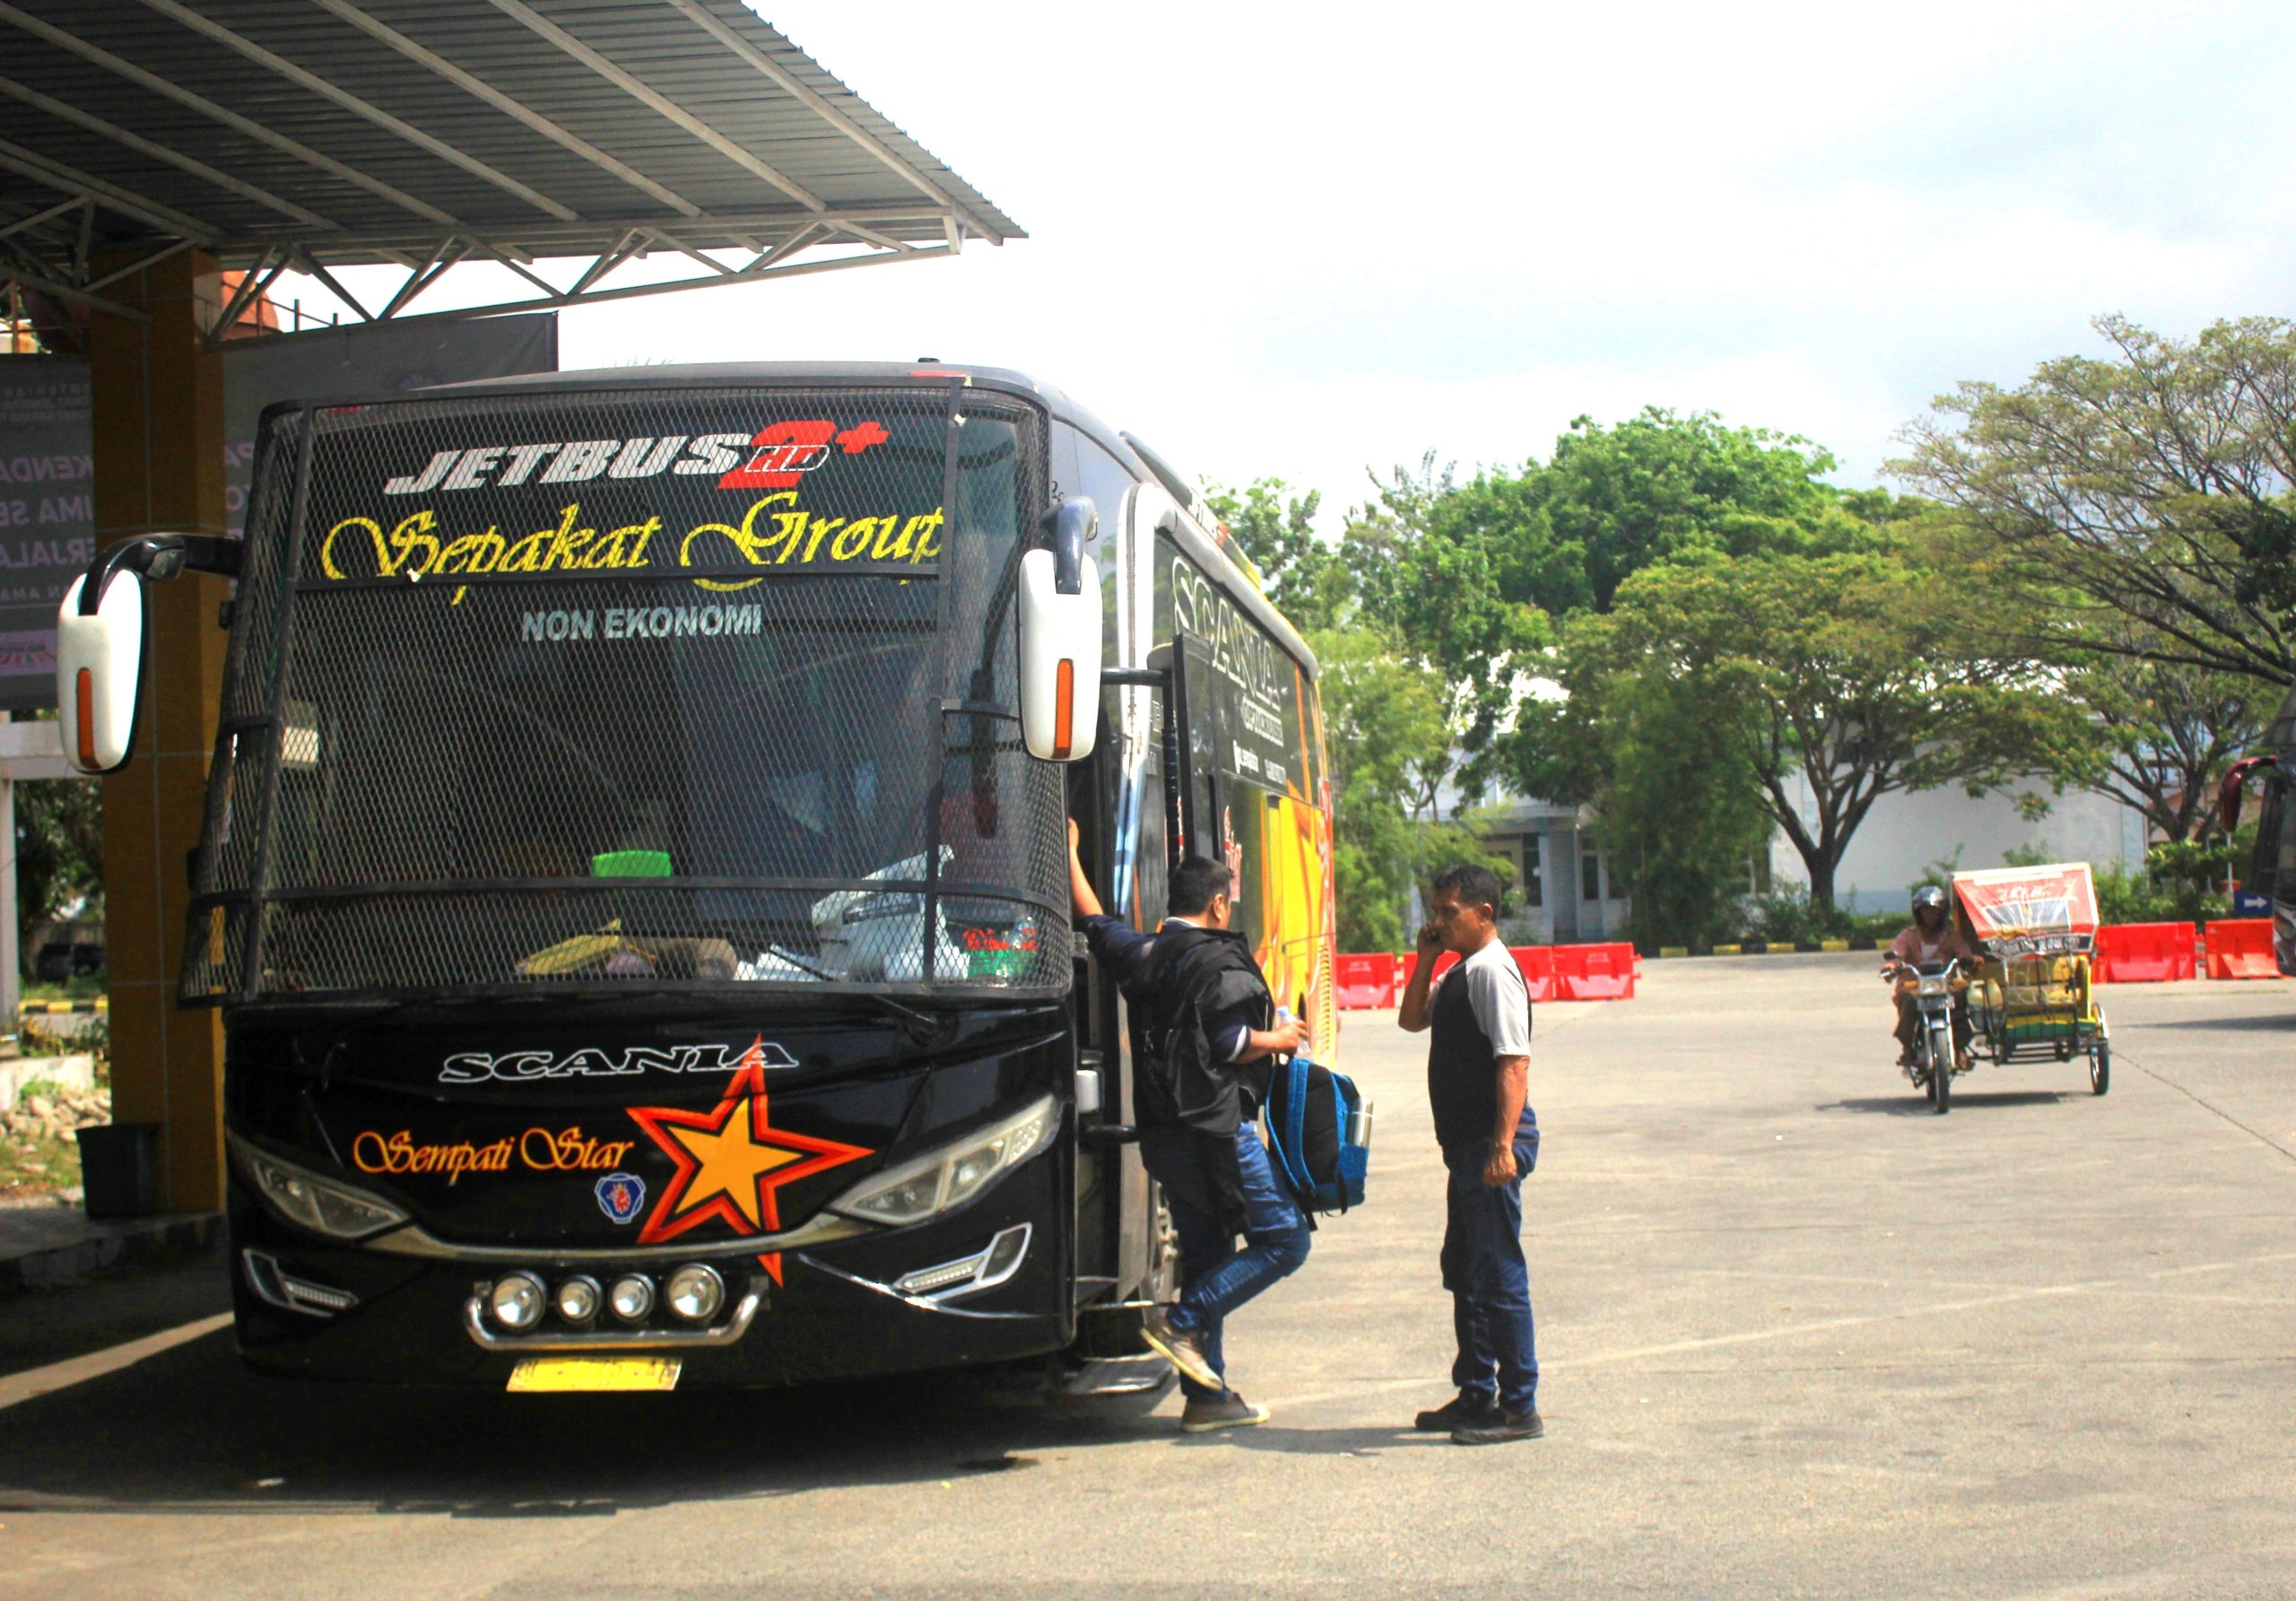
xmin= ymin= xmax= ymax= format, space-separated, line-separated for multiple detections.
xmin=761 ymin=944 xmax=948 ymax=1042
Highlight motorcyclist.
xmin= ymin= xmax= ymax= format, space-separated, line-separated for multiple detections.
xmin=1879 ymin=885 xmax=1977 ymax=1070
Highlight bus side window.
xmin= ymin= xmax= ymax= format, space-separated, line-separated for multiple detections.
xmin=1067 ymin=429 xmax=1131 ymax=648
xmin=1134 ymin=725 xmax=1168 ymax=927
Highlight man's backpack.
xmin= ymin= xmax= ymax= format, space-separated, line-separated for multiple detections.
xmin=1262 ymin=1050 xmax=1370 ymax=1214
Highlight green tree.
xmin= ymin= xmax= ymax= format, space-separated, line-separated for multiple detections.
xmin=1897 ymin=314 xmax=2296 ymax=689
xmin=1203 ymin=478 xmax=1351 ymax=631
xmin=2056 ymin=648 xmax=2264 ymax=843
xmin=14 ymin=775 xmax=102 ymax=979
xmin=1307 ymin=624 xmax=1451 ymax=951
xmin=1600 ymin=545 xmax=2090 ymax=912
xmin=1526 ymin=408 xmax=1852 ymax=613
xmin=1338 ymin=457 xmax=1547 ymax=809
xmin=1510 ymin=605 xmax=1772 ymax=947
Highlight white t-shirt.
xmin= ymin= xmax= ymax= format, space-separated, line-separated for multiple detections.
xmin=1457 ymin=939 xmax=1532 ymax=1057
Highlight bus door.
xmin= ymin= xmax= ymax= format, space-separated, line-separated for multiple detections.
xmin=1065 ymin=699 xmax=1159 ymax=1309
xmin=1170 ymin=634 xmax=1221 ymax=874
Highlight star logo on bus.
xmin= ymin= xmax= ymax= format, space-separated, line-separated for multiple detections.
xmin=625 ymin=1038 xmax=872 ymax=1250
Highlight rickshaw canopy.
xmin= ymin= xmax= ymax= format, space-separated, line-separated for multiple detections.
xmin=1952 ymin=863 xmax=2100 ymax=956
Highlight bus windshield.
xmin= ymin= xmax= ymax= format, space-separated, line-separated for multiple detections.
xmin=187 ymin=386 xmax=1067 ymax=1003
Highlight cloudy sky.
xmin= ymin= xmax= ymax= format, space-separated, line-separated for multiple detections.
xmin=535 ymin=1 xmax=2296 ymax=523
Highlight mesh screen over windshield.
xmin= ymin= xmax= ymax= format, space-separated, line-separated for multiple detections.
xmin=184 ymin=384 xmax=1067 ymax=1002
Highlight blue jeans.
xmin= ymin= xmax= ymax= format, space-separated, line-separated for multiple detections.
xmin=1440 ymin=1121 xmax=1539 ymax=1415
xmin=1144 ymin=1126 xmax=1311 ymax=1402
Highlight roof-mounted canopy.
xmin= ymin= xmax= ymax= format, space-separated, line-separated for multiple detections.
xmin=0 ymin=0 xmax=1022 ymax=341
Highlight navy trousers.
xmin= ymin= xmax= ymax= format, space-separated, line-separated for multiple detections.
xmin=1439 ymin=1123 xmax=1540 ymax=1415
xmin=1144 ymin=1125 xmax=1311 ymax=1402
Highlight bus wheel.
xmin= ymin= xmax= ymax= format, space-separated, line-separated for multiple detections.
xmin=1148 ymin=1182 xmax=1179 ymax=1304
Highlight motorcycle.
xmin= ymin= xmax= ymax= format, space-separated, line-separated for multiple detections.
xmin=1883 ymin=956 xmax=1967 ymax=1115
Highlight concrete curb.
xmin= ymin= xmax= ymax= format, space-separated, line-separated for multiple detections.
xmin=1648 ymin=939 xmax=1883 ymax=958
xmin=16 ymin=998 xmax=107 ymax=1016
xmin=0 ymin=1211 xmax=222 ymax=1300
xmin=0 ymin=1054 xmax=98 ymax=1103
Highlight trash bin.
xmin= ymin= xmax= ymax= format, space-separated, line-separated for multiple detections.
xmin=75 ymin=1123 xmax=160 ymax=1219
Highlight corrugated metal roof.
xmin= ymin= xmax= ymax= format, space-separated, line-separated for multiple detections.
xmin=0 ymin=0 xmax=1019 ymax=324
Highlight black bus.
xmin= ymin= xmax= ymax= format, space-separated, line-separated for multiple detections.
xmin=58 ymin=363 xmax=1335 ymax=1391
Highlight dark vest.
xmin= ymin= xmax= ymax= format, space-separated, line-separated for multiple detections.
xmin=1427 ymin=965 xmax=1500 ymax=1150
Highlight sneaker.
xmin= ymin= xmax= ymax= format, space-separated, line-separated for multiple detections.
xmin=1181 ymin=1394 xmax=1271 ymax=1433
xmin=1414 ymin=1393 xmax=1501 ymax=1431
xmin=1141 ymin=1306 xmax=1222 ymax=1390
xmin=1452 ymin=1408 xmax=1544 ymax=1446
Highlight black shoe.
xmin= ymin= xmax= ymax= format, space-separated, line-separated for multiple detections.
xmin=1453 ymin=1408 xmax=1544 ymax=1445
xmin=1180 ymin=1394 xmax=1271 ymax=1433
xmin=1414 ymin=1393 xmax=1501 ymax=1431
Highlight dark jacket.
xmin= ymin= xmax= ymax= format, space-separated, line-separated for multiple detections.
xmin=1082 ymin=915 xmax=1274 ymax=1235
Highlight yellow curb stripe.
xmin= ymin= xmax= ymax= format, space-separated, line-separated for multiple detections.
xmin=0 ymin=1313 xmax=233 ymax=1412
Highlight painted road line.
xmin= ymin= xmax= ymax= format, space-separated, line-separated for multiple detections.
xmin=0 ymin=1313 xmax=231 ymax=1412
xmin=1260 ymin=1248 xmax=2296 ymax=1416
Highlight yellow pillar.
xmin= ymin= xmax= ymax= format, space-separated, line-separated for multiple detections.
xmin=88 ymin=249 xmax=230 ymax=1213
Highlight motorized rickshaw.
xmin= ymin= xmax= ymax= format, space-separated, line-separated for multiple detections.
xmin=1950 ymin=863 xmax=2111 ymax=1104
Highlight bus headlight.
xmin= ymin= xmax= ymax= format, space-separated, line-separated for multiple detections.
xmin=831 ymin=1094 xmax=1061 ymax=1227
xmin=608 ymin=1274 xmax=655 ymax=1323
xmin=490 ymin=1272 xmax=545 ymax=1331
xmin=665 ymin=1264 xmax=725 ymax=1324
xmin=554 ymin=1275 xmax=601 ymax=1326
xmin=230 ymin=1135 xmax=407 ymax=1241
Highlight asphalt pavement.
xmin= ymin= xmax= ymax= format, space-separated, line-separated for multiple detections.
xmin=0 ymin=953 xmax=2290 ymax=1599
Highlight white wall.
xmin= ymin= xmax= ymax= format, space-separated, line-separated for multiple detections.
xmin=1768 ymin=776 xmax=2149 ymax=915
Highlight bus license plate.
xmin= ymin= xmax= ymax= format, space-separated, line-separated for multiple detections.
xmin=508 ymin=1356 xmax=682 ymax=1393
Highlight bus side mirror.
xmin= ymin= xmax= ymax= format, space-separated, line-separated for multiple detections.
xmin=1019 ymin=496 xmax=1101 ymax=762
xmin=2221 ymin=754 xmax=2269 ymax=834
xmin=56 ymin=566 xmax=148 ymax=775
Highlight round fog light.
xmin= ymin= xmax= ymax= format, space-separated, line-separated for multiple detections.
xmin=554 ymin=1275 xmax=600 ymax=1325
xmin=608 ymin=1273 xmax=655 ymax=1323
xmin=489 ymin=1271 xmax=545 ymax=1331
xmin=665 ymin=1263 xmax=724 ymax=1325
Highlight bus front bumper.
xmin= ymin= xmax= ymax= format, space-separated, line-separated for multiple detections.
xmin=225 ymin=1157 xmax=1074 ymax=1388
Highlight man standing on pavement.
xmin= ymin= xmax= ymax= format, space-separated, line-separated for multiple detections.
xmin=1398 ymin=862 xmax=1543 ymax=1445
xmin=1066 ymin=821 xmax=1312 ymax=1433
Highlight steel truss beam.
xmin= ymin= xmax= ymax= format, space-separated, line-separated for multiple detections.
xmin=0 ymin=139 xmax=969 ymax=345
xmin=172 ymin=226 xmax=952 ymax=346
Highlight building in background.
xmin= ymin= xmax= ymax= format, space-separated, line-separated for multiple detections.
xmin=1460 ymin=778 xmax=2149 ymax=940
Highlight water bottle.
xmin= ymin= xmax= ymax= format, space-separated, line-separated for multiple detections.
xmin=1348 ymin=1100 xmax=1376 ymax=1149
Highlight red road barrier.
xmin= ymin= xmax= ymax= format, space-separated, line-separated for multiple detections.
xmin=1334 ymin=952 xmax=1397 ymax=1010
xmin=1554 ymin=941 xmax=1638 ymax=1001
xmin=1365 ymin=943 xmax=1639 ymax=1003
xmin=2204 ymin=918 xmax=2280 ymax=979
xmin=1509 ymin=945 xmax=1557 ymax=1003
xmin=2093 ymin=921 xmax=2196 ymax=983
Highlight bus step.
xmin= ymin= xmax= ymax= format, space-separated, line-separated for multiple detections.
xmin=1058 ymin=1353 xmax=1176 ymax=1397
